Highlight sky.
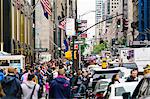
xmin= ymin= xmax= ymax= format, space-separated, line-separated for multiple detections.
xmin=77 ymin=0 xmax=96 ymax=38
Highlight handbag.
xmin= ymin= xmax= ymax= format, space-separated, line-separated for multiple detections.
xmin=30 ymin=84 xmax=36 ymax=99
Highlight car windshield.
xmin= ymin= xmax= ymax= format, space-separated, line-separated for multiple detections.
xmin=97 ymin=81 xmax=109 ymax=90
xmin=122 ymin=63 xmax=137 ymax=69
xmin=93 ymin=70 xmax=123 ymax=80
xmin=110 ymin=63 xmax=137 ymax=69
xmin=115 ymin=87 xmax=126 ymax=96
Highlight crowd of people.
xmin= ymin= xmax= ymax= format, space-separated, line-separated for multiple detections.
xmin=0 ymin=59 xmax=91 ymax=99
xmin=0 ymin=57 xmax=148 ymax=99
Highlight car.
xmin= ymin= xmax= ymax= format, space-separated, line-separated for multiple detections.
xmin=88 ymin=68 xmax=125 ymax=90
xmin=104 ymin=82 xmax=138 ymax=99
xmin=94 ymin=79 xmax=111 ymax=99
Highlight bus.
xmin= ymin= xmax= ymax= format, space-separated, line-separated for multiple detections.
xmin=0 ymin=55 xmax=25 ymax=72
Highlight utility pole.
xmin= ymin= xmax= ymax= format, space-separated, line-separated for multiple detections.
xmin=0 ymin=0 xmax=3 ymax=52
xmin=72 ymin=0 xmax=77 ymax=72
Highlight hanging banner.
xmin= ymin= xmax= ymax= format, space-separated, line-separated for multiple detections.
xmin=66 ymin=18 xmax=75 ymax=36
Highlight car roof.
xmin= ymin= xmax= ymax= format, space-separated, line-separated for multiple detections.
xmin=111 ymin=82 xmax=139 ymax=87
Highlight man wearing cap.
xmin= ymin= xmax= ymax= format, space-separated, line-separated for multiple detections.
xmin=49 ymin=68 xmax=71 ymax=99
xmin=1 ymin=67 xmax=22 ymax=99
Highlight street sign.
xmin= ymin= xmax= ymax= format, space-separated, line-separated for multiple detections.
xmin=129 ymin=41 xmax=150 ymax=46
xmin=34 ymin=48 xmax=48 ymax=52
xmin=80 ymin=33 xmax=87 ymax=38
xmin=75 ymin=41 xmax=83 ymax=44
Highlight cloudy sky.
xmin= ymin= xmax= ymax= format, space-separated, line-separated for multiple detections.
xmin=77 ymin=0 xmax=96 ymax=38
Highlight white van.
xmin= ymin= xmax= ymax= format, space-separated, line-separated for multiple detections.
xmin=0 ymin=55 xmax=25 ymax=72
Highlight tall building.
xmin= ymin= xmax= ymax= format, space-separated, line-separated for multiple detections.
xmin=53 ymin=0 xmax=75 ymax=58
xmin=95 ymin=0 xmax=105 ymax=44
xmin=34 ymin=0 xmax=75 ymax=61
xmin=110 ymin=0 xmax=122 ymax=15
xmin=95 ymin=0 xmax=103 ymax=22
xmin=0 ymin=0 xmax=34 ymax=64
xmin=35 ymin=0 xmax=53 ymax=62
xmin=137 ymin=0 xmax=150 ymax=40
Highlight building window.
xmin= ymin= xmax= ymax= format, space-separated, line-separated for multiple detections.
xmin=112 ymin=6 xmax=113 ymax=8
xmin=114 ymin=6 xmax=116 ymax=8
xmin=112 ymin=10 xmax=113 ymax=12
xmin=117 ymin=3 xmax=119 ymax=4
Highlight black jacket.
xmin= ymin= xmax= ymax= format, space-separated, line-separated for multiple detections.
xmin=1 ymin=74 xmax=22 ymax=99
xmin=126 ymin=76 xmax=138 ymax=82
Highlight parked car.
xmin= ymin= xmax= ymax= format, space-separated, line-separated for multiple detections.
xmin=104 ymin=82 xmax=138 ymax=99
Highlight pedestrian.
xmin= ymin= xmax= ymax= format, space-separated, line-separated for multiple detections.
xmin=1 ymin=67 xmax=22 ymax=99
xmin=126 ymin=69 xmax=138 ymax=82
xmin=21 ymin=69 xmax=30 ymax=82
xmin=14 ymin=68 xmax=20 ymax=79
xmin=45 ymin=79 xmax=50 ymax=99
xmin=49 ymin=68 xmax=71 ymax=99
xmin=0 ymin=83 xmax=5 ymax=98
xmin=107 ymin=74 xmax=120 ymax=91
xmin=132 ymin=64 xmax=150 ymax=99
xmin=0 ymin=69 xmax=4 ymax=82
xmin=21 ymin=74 xmax=40 ymax=99
xmin=105 ymin=74 xmax=120 ymax=99
xmin=35 ymin=68 xmax=44 ymax=98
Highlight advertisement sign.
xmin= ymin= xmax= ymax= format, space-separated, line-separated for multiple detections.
xmin=66 ymin=18 xmax=75 ymax=36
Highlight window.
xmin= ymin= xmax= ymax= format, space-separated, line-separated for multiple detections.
xmin=112 ymin=10 xmax=113 ymax=12
xmin=112 ymin=6 xmax=113 ymax=8
xmin=115 ymin=87 xmax=126 ymax=96
xmin=0 ymin=60 xmax=9 ymax=66
xmin=114 ymin=6 xmax=116 ymax=8
xmin=10 ymin=60 xmax=20 ymax=63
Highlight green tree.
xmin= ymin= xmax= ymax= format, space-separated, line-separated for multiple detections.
xmin=80 ymin=38 xmax=89 ymax=54
xmin=93 ymin=42 xmax=107 ymax=54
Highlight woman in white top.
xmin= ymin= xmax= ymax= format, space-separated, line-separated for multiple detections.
xmin=21 ymin=74 xmax=40 ymax=99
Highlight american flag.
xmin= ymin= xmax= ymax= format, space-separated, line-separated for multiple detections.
xmin=40 ymin=0 xmax=52 ymax=17
xmin=58 ymin=19 xmax=66 ymax=30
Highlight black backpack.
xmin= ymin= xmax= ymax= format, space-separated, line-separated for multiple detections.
xmin=2 ymin=77 xmax=21 ymax=98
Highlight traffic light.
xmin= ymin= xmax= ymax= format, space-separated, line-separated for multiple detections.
xmin=117 ymin=19 xmax=121 ymax=28
xmin=76 ymin=19 xmax=82 ymax=35
xmin=123 ymin=18 xmax=128 ymax=30
xmin=112 ymin=38 xmax=116 ymax=46
xmin=65 ymin=50 xmax=77 ymax=60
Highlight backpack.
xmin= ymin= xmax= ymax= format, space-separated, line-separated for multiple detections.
xmin=2 ymin=77 xmax=21 ymax=98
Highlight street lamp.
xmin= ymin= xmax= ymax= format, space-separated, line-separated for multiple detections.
xmin=79 ymin=10 xmax=96 ymax=19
